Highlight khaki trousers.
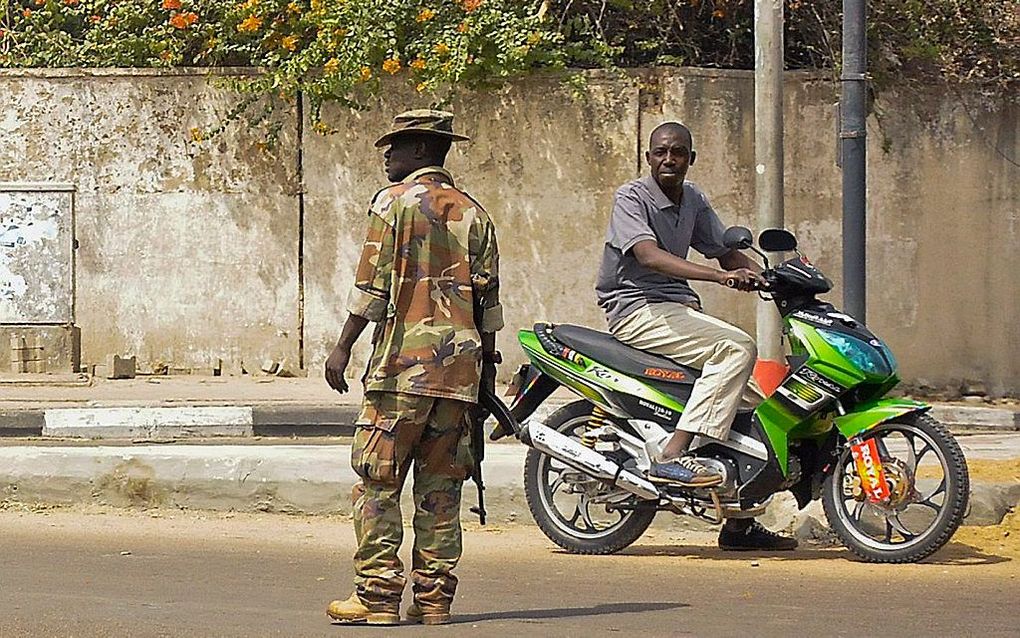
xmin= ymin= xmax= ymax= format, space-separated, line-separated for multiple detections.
xmin=610 ymin=303 xmax=766 ymax=440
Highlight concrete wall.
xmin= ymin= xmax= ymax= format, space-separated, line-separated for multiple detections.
xmin=1 ymin=68 xmax=1017 ymax=394
xmin=0 ymin=70 xmax=300 ymax=373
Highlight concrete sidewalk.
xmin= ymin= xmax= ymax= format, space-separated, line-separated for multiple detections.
xmin=2 ymin=375 xmax=1018 ymax=439
xmin=1 ymin=434 xmax=1018 ymax=535
xmin=0 ymin=376 xmax=363 ymax=438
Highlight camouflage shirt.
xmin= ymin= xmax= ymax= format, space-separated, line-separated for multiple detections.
xmin=347 ymin=166 xmax=503 ymax=403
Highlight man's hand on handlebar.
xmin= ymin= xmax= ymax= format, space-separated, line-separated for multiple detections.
xmin=718 ymin=268 xmax=767 ymax=292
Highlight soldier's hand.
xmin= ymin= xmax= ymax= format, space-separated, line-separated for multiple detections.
xmin=325 ymin=345 xmax=352 ymax=394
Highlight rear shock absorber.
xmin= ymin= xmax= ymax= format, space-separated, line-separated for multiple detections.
xmin=581 ymin=406 xmax=612 ymax=449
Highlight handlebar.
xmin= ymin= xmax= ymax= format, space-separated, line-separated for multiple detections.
xmin=724 ymin=274 xmax=770 ymax=291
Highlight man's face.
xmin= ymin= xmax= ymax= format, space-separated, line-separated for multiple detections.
xmin=383 ymin=136 xmax=421 ymax=182
xmin=646 ymin=128 xmax=693 ymax=191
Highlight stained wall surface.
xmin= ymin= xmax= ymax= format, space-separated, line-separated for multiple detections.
xmin=0 ymin=70 xmax=300 ymax=373
xmin=1 ymin=68 xmax=1016 ymax=394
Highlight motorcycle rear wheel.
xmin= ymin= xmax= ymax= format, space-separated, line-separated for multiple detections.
xmin=524 ymin=401 xmax=657 ymax=555
xmin=821 ymin=413 xmax=969 ymax=563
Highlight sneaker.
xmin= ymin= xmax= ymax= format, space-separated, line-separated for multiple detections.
xmin=326 ymin=592 xmax=400 ymax=625
xmin=718 ymin=520 xmax=798 ymax=551
xmin=406 ymin=601 xmax=452 ymax=626
xmin=647 ymin=455 xmax=724 ymax=488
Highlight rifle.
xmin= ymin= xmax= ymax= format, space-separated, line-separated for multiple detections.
xmin=467 ymin=398 xmax=488 ymax=525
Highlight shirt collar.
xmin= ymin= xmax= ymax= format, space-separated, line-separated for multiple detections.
xmin=642 ymin=174 xmax=682 ymax=210
xmin=402 ymin=166 xmax=455 ymax=185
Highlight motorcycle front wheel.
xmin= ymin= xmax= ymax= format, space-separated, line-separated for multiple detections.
xmin=523 ymin=400 xmax=657 ymax=555
xmin=822 ymin=413 xmax=970 ymax=563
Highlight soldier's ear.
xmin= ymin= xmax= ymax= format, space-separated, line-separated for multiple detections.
xmin=690 ymin=150 xmax=697 ymax=165
xmin=413 ymin=139 xmax=429 ymax=159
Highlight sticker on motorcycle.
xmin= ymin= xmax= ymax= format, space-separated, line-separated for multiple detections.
xmin=850 ymin=438 xmax=891 ymax=503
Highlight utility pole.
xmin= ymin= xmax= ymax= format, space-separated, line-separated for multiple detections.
xmin=754 ymin=0 xmax=784 ymax=363
xmin=841 ymin=0 xmax=868 ymax=322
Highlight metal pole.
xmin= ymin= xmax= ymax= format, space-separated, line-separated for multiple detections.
xmin=841 ymin=0 xmax=867 ymax=322
xmin=754 ymin=0 xmax=784 ymax=362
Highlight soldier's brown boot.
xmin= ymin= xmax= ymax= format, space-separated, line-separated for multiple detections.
xmin=326 ymin=592 xmax=400 ymax=625
xmin=406 ymin=601 xmax=452 ymax=625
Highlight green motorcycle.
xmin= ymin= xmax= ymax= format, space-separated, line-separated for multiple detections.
xmin=486 ymin=227 xmax=969 ymax=563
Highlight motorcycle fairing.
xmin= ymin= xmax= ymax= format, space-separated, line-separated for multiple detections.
xmin=833 ymin=398 xmax=931 ymax=439
xmin=518 ymin=329 xmax=687 ymax=422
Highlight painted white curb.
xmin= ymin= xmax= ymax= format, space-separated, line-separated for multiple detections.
xmin=42 ymin=407 xmax=254 ymax=439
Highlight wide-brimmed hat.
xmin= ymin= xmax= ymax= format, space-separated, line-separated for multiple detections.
xmin=373 ymin=109 xmax=470 ymax=148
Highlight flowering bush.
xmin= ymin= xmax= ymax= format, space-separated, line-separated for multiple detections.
xmin=0 ymin=0 xmax=565 ymax=124
xmin=0 ymin=0 xmax=1014 ymax=127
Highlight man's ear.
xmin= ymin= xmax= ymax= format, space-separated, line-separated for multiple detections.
xmin=413 ymin=139 xmax=428 ymax=159
xmin=690 ymin=150 xmax=697 ymax=165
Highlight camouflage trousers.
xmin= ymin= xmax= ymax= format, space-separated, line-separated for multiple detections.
xmin=350 ymin=391 xmax=473 ymax=612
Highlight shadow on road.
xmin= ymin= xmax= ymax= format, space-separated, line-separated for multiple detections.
xmin=926 ymin=542 xmax=1011 ymax=566
xmin=615 ymin=544 xmax=851 ymax=561
xmin=612 ymin=542 xmax=1009 ymax=566
xmin=452 ymin=601 xmax=687 ymax=624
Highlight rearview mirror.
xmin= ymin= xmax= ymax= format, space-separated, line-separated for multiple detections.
xmin=722 ymin=226 xmax=754 ymax=250
xmin=758 ymin=228 xmax=797 ymax=252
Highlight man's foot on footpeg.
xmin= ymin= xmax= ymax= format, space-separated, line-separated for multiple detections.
xmin=718 ymin=520 xmax=798 ymax=551
xmin=647 ymin=454 xmax=724 ymax=488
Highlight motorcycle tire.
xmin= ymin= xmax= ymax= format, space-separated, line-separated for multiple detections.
xmin=523 ymin=400 xmax=657 ymax=555
xmin=821 ymin=413 xmax=970 ymax=563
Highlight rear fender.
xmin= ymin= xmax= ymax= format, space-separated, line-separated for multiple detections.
xmin=833 ymin=399 xmax=931 ymax=439
xmin=508 ymin=364 xmax=558 ymax=424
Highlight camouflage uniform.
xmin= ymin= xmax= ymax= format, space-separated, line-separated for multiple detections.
xmin=347 ymin=164 xmax=502 ymax=614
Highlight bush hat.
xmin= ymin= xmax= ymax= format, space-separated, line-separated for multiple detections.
xmin=374 ymin=109 xmax=471 ymax=148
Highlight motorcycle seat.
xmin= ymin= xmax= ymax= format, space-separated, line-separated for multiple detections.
xmin=550 ymin=324 xmax=701 ymax=385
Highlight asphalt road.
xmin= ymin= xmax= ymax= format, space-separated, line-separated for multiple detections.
xmin=0 ymin=508 xmax=1016 ymax=638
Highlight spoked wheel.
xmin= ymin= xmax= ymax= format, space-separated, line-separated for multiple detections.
xmin=523 ymin=401 xmax=656 ymax=555
xmin=822 ymin=413 xmax=970 ymax=563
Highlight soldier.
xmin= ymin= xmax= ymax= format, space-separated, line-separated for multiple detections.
xmin=324 ymin=110 xmax=502 ymax=626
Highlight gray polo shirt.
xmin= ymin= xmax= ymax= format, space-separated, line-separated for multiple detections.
xmin=595 ymin=176 xmax=728 ymax=327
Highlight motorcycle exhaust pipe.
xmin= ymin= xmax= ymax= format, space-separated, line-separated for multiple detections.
xmin=520 ymin=420 xmax=660 ymax=501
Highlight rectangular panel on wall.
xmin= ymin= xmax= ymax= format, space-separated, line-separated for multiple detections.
xmin=0 ymin=183 xmax=75 ymax=324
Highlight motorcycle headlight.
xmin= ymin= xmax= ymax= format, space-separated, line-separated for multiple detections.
xmin=817 ymin=329 xmax=893 ymax=376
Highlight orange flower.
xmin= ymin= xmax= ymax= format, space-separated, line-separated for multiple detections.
xmin=461 ymin=0 xmax=481 ymax=12
xmin=457 ymin=21 xmax=469 ymax=33
xmin=712 ymin=8 xmax=725 ymax=18
xmin=162 ymin=0 xmax=182 ymax=10
xmin=359 ymin=66 xmax=372 ymax=81
xmin=89 ymin=14 xmax=102 ymax=23
xmin=382 ymin=57 xmax=401 ymax=74
xmin=433 ymin=42 xmax=450 ymax=56
xmin=286 ymin=1 xmax=301 ymax=13
xmin=21 ymin=8 xmax=32 ymax=17
xmin=159 ymin=50 xmax=174 ymax=61
xmin=33 ymin=0 xmax=44 ymax=6
xmin=323 ymin=58 xmax=340 ymax=74
xmin=170 ymin=11 xmax=198 ymax=29
xmin=281 ymin=35 xmax=298 ymax=51
xmin=409 ymin=57 xmax=426 ymax=70
xmin=63 ymin=0 xmax=80 ymax=6
xmin=416 ymin=8 xmax=434 ymax=22
xmin=237 ymin=15 xmax=262 ymax=33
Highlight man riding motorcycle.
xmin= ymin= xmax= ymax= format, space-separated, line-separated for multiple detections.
xmin=594 ymin=121 xmax=796 ymax=551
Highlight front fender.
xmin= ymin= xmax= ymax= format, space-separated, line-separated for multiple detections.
xmin=833 ymin=399 xmax=931 ymax=439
